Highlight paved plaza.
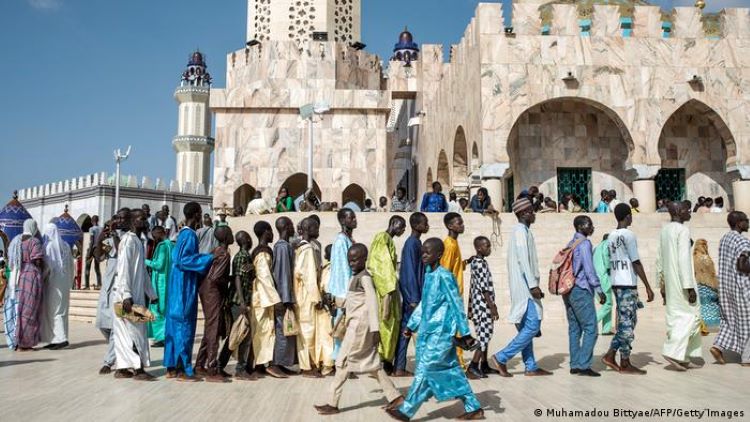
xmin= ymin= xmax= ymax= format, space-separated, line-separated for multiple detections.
xmin=2 ymin=311 xmax=748 ymax=422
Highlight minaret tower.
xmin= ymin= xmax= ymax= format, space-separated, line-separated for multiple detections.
xmin=173 ymin=51 xmax=214 ymax=190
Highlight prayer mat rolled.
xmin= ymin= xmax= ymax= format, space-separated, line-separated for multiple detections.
xmin=114 ymin=302 xmax=155 ymax=324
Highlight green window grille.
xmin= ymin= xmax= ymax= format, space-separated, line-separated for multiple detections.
xmin=557 ymin=168 xmax=592 ymax=211
xmin=655 ymin=168 xmax=686 ymax=202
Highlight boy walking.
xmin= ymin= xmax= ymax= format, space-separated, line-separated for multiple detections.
xmin=387 ymin=238 xmax=483 ymax=421
xmin=564 ymin=216 xmax=607 ymax=377
xmin=601 ymin=203 xmax=655 ymax=374
xmin=314 ymin=244 xmax=404 ymax=415
xmin=466 ymin=236 xmax=500 ymax=379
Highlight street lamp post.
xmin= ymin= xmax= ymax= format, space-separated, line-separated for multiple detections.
xmin=113 ymin=146 xmax=131 ymax=213
xmin=299 ymin=102 xmax=330 ymax=197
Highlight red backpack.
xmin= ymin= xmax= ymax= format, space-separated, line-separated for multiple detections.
xmin=548 ymin=238 xmax=585 ymax=295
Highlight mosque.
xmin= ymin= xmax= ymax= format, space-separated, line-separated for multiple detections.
xmin=11 ymin=0 xmax=750 ymax=221
xmin=210 ymin=0 xmax=750 ymax=213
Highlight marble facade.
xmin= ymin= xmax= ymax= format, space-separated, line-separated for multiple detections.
xmin=213 ymin=1 xmax=750 ymax=213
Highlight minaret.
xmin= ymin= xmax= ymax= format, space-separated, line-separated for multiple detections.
xmin=173 ymin=51 xmax=214 ymax=190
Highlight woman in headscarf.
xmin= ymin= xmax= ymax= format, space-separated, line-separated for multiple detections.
xmin=6 ymin=219 xmax=45 ymax=351
xmin=693 ymin=239 xmax=720 ymax=335
xmin=41 ymin=222 xmax=74 ymax=349
xmin=275 ymin=186 xmax=295 ymax=213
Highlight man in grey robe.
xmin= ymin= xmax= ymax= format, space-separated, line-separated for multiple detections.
xmin=272 ymin=216 xmax=297 ymax=369
xmin=197 ymin=214 xmax=219 ymax=254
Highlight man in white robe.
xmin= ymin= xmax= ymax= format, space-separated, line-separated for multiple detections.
xmin=657 ymin=201 xmax=702 ymax=370
xmin=112 ymin=208 xmax=157 ymax=381
xmin=41 ymin=223 xmax=74 ymax=349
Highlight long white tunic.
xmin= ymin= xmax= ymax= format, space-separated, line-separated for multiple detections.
xmin=41 ymin=243 xmax=74 ymax=344
xmin=112 ymin=232 xmax=156 ymax=369
xmin=507 ymin=223 xmax=543 ymax=324
xmin=656 ymin=222 xmax=702 ymax=362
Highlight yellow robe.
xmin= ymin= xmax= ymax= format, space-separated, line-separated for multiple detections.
xmin=295 ymin=242 xmax=322 ymax=370
xmin=251 ymin=251 xmax=281 ymax=366
xmin=366 ymin=232 xmax=401 ymax=363
xmin=440 ymin=236 xmax=466 ymax=368
xmin=315 ymin=262 xmax=334 ymax=369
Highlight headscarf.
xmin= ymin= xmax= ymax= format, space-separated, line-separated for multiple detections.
xmin=7 ymin=219 xmax=38 ymax=271
xmin=693 ymin=239 xmax=718 ymax=290
xmin=43 ymin=223 xmax=65 ymax=272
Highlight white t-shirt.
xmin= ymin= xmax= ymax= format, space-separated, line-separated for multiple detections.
xmin=608 ymin=228 xmax=640 ymax=287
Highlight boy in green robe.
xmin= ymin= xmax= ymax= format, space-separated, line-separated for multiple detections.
xmin=366 ymin=215 xmax=406 ymax=373
xmin=147 ymin=226 xmax=172 ymax=346
xmin=593 ymin=234 xmax=613 ymax=335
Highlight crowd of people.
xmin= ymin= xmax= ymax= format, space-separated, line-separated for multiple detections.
xmin=2 ymin=192 xmax=749 ymax=420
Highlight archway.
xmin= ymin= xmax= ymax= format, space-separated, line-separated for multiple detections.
xmin=507 ymin=98 xmax=634 ymax=211
xmin=437 ymin=150 xmax=450 ymax=189
xmin=342 ymin=184 xmax=367 ymax=210
xmin=426 ymin=167 xmax=433 ymax=189
xmin=279 ymin=173 xmax=322 ymax=201
xmin=471 ymin=142 xmax=479 ymax=172
xmin=452 ymin=127 xmax=469 ymax=194
xmin=657 ymin=100 xmax=736 ymax=204
xmin=233 ymin=184 xmax=256 ymax=213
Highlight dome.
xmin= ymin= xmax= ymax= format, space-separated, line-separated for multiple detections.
xmin=393 ymin=26 xmax=420 ymax=53
xmin=54 ymin=206 xmax=82 ymax=247
xmin=399 ymin=28 xmax=413 ymax=45
xmin=188 ymin=51 xmax=206 ymax=67
xmin=0 ymin=192 xmax=32 ymax=242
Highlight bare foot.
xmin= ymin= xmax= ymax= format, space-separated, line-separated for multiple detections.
xmin=525 ymin=368 xmax=553 ymax=377
xmin=384 ymin=395 xmax=404 ymax=411
xmin=663 ymin=356 xmax=688 ymax=371
xmin=314 ymin=404 xmax=340 ymax=415
xmin=456 ymin=409 xmax=485 ymax=420
xmin=601 ymin=350 xmax=620 ymax=372
xmin=710 ymin=347 xmax=725 ymax=365
xmin=385 ymin=408 xmax=410 ymax=421
xmin=619 ymin=359 xmax=647 ymax=375
xmin=391 ymin=370 xmax=414 ymax=377
xmin=490 ymin=355 xmax=512 ymax=378
xmin=175 ymin=374 xmax=202 ymax=382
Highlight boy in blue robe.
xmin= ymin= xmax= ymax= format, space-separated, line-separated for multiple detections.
xmin=164 ymin=202 xmax=214 ymax=381
xmin=387 ymin=238 xmax=484 ymax=421
xmin=393 ymin=212 xmax=429 ymax=377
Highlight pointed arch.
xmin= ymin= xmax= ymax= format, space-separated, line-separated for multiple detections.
xmin=658 ymin=99 xmax=737 ymax=204
xmin=279 ymin=173 xmax=322 ymax=201
xmin=233 ymin=184 xmax=256 ymax=212
xmin=426 ymin=167 xmax=433 ymax=189
xmin=342 ymin=184 xmax=367 ymax=210
xmin=471 ymin=142 xmax=479 ymax=172
xmin=437 ymin=150 xmax=450 ymax=188
xmin=452 ymin=126 xmax=469 ymax=192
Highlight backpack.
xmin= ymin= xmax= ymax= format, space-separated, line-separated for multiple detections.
xmin=548 ymin=238 xmax=585 ymax=295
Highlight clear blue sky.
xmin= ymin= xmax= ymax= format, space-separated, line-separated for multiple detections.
xmin=1 ymin=0 xmax=744 ymax=199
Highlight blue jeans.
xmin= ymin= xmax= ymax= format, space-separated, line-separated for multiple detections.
xmin=494 ymin=299 xmax=540 ymax=372
xmin=564 ymin=286 xmax=598 ymax=370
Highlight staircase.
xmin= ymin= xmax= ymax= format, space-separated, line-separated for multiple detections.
xmin=68 ymin=212 xmax=734 ymax=322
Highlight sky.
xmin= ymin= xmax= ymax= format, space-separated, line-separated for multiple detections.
xmin=1 ymin=0 xmax=747 ymax=199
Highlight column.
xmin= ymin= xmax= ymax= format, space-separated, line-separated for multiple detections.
xmin=632 ymin=179 xmax=656 ymax=212
xmin=734 ymin=180 xmax=750 ymax=214
xmin=482 ymin=178 xmax=503 ymax=213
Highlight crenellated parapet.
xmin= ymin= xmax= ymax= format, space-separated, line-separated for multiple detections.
xmin=17 ymin=172 xmax=213 ymax=201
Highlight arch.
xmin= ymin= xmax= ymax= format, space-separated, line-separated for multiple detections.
xmin=507 ymin=98 xmax=635 ymax=211
xmin=426 ymin=167 xmax=433 ymax=189
xmin=342 ymin=183 xmax=367 ymax=210
xmin=657 ymin=99 xmax=737 ymax=205
xmin=76 ymin=214 xmax=93 ymax=233
xmin=437 ymin=150 xmax=450 ymax=188
xmin=279 ymin=173 xmax=322 ymax=201
xmin=233 ymin=184 xmax=256 ymax=212
xmin=471 ymin=142 xmax=479 ymax=171
xmin=452 ymin=127 xmax=469 ymax=192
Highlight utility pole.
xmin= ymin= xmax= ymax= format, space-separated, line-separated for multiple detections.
xmin=114 ymin=146 xmax=131 ymax=213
